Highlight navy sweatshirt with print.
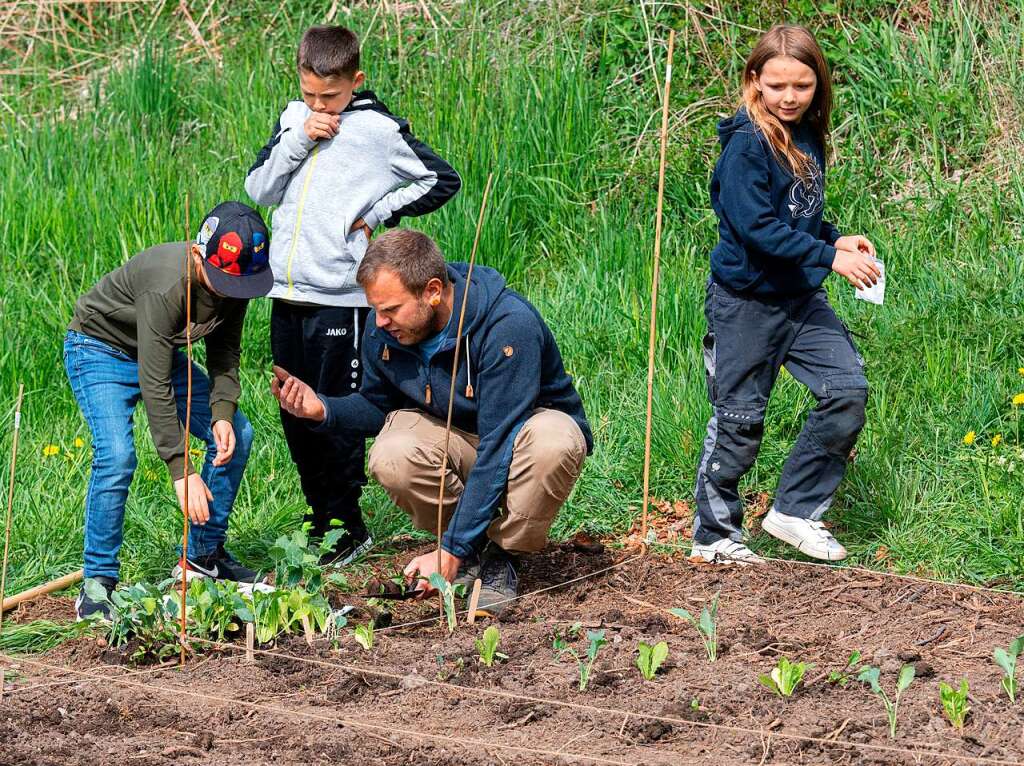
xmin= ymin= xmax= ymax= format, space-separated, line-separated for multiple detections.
xmin=710 ymin=107 xmax=843 ymax=297
xmin=316 ymin=263 xmax=593 ymax=559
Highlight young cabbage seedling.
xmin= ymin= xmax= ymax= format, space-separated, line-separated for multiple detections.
xmin=558 ymin=629 xmax=608 ymax=691
xmin=759 ymin=656 xmax=812 ymax=697
xmin=938 ymin=679 xmax=970 ymax=731
xmin=353 ymin=621 xmax=374 ymax=651
xmin=828 ymin=650 xmax=862 ymax=687
xmin=858 ymin=664 xmax=915 ymax=739
xmin=669 ymin=593 xmax=719 ymax=662
xmin=993 ymin=634 xmax=1024 ymax=704
xmin=636 ymin=641 xmax=669 ymax=681
xmin=428 ymin=573 xmax=466 ymax=633
xmin=475 ymin=625 xmax=507 ymax=667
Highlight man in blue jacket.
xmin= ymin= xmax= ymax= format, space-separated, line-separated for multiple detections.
xmin=272 ymin=229 xmax=592 ymax=616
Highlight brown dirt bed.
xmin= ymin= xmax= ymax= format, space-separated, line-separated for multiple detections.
xmin=2 ymin=545 xmax=1023 ymax=765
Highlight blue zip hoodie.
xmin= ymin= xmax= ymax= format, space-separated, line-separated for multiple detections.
xmin=317 ymin=263 xmax=593 ymax=558
xmin=710 ymin=107 xmax=843 ymax=297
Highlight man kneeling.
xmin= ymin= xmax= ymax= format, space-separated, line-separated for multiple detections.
xmin=273 ymin=229 xmax=592 ymax=615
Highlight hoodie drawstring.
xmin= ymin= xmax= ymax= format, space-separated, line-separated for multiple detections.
xmin=464 ymin=333 xmax=474 ymax=398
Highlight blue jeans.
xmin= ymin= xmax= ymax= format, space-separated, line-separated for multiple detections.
xmin=63 ymin=330 xmax=253 ymax=580
xmin=693 ymin=283 xmax=868 ymax=545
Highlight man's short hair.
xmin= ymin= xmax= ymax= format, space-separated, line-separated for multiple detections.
xmin=297 ymin=26 xmax=360 ymax=79
xmin=357 ymin=229 xmax=449 ymax=294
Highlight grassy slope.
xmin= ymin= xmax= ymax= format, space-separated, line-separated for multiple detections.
xmin=0 ymin=0 xmax=1022 ymax=594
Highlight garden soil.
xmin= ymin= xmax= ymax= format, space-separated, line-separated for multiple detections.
xmin=2 ymin=541 xmax=1023 ymax=765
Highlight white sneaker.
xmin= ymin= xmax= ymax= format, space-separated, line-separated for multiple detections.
xmin=762 ymin=509 xmax=847 ymax=561
xmin=691 ymin=538 xmax=765 ymax=566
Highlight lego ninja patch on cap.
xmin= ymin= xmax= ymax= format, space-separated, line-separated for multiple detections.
xmin=194 ymin=201 xmax=273 ymax=299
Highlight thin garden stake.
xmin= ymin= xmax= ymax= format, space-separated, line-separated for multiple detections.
xmin=180 ymin=195 xmax=192 ymax=665
xmin=0 ymin=384 xmax=25 ymax=644
xmin=435 ymin=172 xmax=493 ymax=619
xmin=640 ymin=29 xmax=675 ymax=547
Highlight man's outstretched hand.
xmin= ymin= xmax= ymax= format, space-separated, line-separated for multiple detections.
xmin=403 ymin=548 xmax=462 ymax=597
xmin=271 ymin=365 xmax=326 ymax=422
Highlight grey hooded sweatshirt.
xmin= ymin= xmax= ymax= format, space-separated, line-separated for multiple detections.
xmin=244 ymin=91 xmax=461 ymax=306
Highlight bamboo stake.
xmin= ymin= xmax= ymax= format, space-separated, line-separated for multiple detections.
xmin=0 ymin=384 xmax=25 ymax=643
xmin=640 ymin=30 xmax=675 ymax=548
xmin=180 ymin=195 xmax=192 ymax=665
xmin=1 ymin=569 xmax=83 ymax=615
xmin=435 ymin=173 xmax=493 ymax=620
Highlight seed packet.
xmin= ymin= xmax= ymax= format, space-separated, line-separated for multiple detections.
xmin=855 ymin=258 xmax=885 ymax=305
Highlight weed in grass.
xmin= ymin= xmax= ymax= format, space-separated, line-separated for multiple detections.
xmin=475 ymin=625 xmax=506 ymax=667
xmin=939 ymin=679 xmax=970 ymax=731
xmin=670 ymin=593 xmax=719 ymax=662
xmin=636 ymin=640 xmax=669 ymax=681
xmin=559 ymin=629 xmax=608 ymax=692
xmin=759 ymin=657 xmax=812 ymax=697
xmin=993 ymin=634 xmax=1024 ymax=703
xmin=0 ymin=619 xmax=97 ymax=654
xmin=828 ymin=650 xmax=863 ymax=686
xmin=353 ymin=622 xmax=374 ymax=652
xmin=858 ymin=664 xmax=916 ymax=739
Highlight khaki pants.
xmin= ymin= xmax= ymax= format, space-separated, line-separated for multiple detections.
xmin=367 ymin=408 xmax=587 ymax=554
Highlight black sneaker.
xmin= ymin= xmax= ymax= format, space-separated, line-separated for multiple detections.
xmin=75 ymin=576 xmax=116 ymax=622
xmin=453 ymin=549 xmax=483 ymax=590
xmin=171 ymin=544 xmax=265 ymax=585
xmin=318 ymin=529 xmax=374 ymax=568
xmin=475 ymin=545 xmax=519 ymax=618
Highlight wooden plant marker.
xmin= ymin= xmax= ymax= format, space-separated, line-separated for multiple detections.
xmin=466 ymin=578 xmax=482 ymax=624
xmin=301 ymin=615 xmax=314 ymax=647
xmin=245 ymin=623 xmax=255 ymax=663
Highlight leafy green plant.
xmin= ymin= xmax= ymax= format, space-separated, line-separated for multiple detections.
xmin=552 ymin=621 xmax=583 ymax=653
xmin=558 ymin=629 xmax=608 ymax=691
xmin=475 ymin=625 xmax=507 ymax=667
xmin=669 ymin=593 xmax=719 ymax=662
xmin=353 ymin=622 xmax=374 ymax=651
xmin=428 ymin=573 xmax=466 ymax=633
xmin=636 ymin=641 xmax=669 ymax=681
xmin=186 ymin=578 xmax=251 ymax=641
xmin=993 ymin=634 xmax=1024 ymax=703
xmin=939 ymin=679 xmax=970 ymax=731
xmin=268 ymin=524 xmax=345 ymax=595
xmin=759 ymin=656 xmax=811 ymax=697
xmin=828 ymin=650 xmax=863 ymax=686
xmin=858 ymin=664 xmax=916 ymax=738
xmin=85 ymin=578 xmax=180 ymax=663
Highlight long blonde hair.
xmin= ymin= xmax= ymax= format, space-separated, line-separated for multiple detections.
xmin=741 ymin=25 xmax=832 ymax=181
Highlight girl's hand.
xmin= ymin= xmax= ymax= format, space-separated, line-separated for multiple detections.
xmin=835 ymin=235 xmax=876 ymax=258
xmin=211 ymin=419 xmax=235 ymax=466
xmin=832 ymin=248 xmax=881 ymax=290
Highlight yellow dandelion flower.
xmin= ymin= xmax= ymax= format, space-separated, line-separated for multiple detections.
xmin=992 ymin=434 xmax=1003 ymax=447
xmin=42 ymin=444 xmax=59 ymax=457
xmin=74 ymin=437 xmax=85 ymax=449
xmin=1019 ymin=367 xmax=1024 ymax=376
xmin=963 ymin=431 xmax=976 ymax=445
xmin=1013 ymin=393 xmax=1024 ymax=406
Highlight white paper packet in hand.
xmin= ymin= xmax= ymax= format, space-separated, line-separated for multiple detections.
xmin=855 ymin=258 xmax=885 ymax=305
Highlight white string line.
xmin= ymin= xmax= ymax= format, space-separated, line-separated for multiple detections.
xmin=649 ymin=540 xmax=1023 ymax=598
xmin=4 ymin=656 xmax=197 ymax=696
xmin=1 ymin=653 xmax=639 ymax=766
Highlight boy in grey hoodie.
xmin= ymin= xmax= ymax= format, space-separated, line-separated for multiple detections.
xmin=245 ymin=25 xmax=461 ymax=560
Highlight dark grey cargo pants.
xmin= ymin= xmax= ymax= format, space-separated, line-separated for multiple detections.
xmin=693 ymin=281 xmax=868 ymax=545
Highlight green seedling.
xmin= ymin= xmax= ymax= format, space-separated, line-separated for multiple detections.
xmin=428 ymin=573 xmax=466 ymax=633
xmin=353 ymin=622 xmax=374 ymax=651
xmin=939 ymin=679 xmax=970 ymax=731
xmin=85 ymin=578 xmax=180 ymax=662
xmin=828 ymin=650 xmax=863 ymax=686
xmin=759 ymin=656 xmax=812 ymax=697
xmin=858 ymin=664 xmax=916 ymax=739
xmin=475 ymin=625 xmax=507 ymax=667
xmin=552 ymin=621 xmax=583 ymax=653
xmin=558 ymin=629 xmax=608 ymax=691
xmin=690 ymin=698 xmax=700 ymax=711
xmin=635 ymin=641 xmax=669 ymax=681
xmin=669 ymin=593 xmax=719 ymax=662
xmin=993 ymin=634 xmax=1024 ymax=703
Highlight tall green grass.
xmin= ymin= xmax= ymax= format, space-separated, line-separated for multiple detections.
xmin=0 ymin=0 xmax=1021 ymax=597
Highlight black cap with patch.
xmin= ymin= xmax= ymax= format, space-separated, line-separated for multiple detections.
xmin=194 ymin=201 xmax=273 ymax=299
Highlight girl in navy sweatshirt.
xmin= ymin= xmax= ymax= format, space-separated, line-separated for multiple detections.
xmin=692 ymin=25 xmax=880 ymax=564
